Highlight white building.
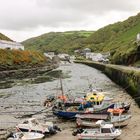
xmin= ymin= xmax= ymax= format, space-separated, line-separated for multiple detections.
xmin=0 ymin=40 xmax=24 ymax=50
xmin=58 ymin=53 xmax=70 ymax=61
xmin=86 ymin=52 xmax=109 ymax=62
xmin=88 ymin=53 xmax=103 ymax=61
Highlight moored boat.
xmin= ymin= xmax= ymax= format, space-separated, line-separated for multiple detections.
xmin=7 ymin=132 xmax=44 ymax=140
xmin=76 ymin=109 xmax=132 ymax=127
xmin=52 ymin=103 xmax=114 ymax=119
xmin=77 ymin=120 xmax=122 ymax=140
xmin=16 ymin=118 xmax=61 ymax=135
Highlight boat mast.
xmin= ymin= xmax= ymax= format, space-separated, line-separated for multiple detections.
xmin=60 ymin=77 xmax=65 ymax=103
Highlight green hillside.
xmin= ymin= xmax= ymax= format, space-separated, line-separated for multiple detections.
xmin=0 ymin=33 xmax=12 ymax=41
xmin=23 ymin=13 xmax=140 ymax=65
xmin=22 ymin=31 xmax=94 ymax=54
xmin=85 ymin=13 xmax=140 ymax=65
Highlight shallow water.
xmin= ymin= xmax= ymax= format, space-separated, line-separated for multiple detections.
xmin=0 ymin=63 xmax=125 ymax=129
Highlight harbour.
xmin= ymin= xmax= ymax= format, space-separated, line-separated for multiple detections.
xmin=0 ymin=63 xmax=140 ymax=140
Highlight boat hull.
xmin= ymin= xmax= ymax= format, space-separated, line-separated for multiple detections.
xmin=7 ymin=132 xmax=44 ymax=140
xmin=78 ymin=135 xmax=120 ymax=140
xmin=18 ymin=128 xmax=56 ymax=135
xmin=53 ymin=104 xmax=114 ymax=119
xmin=76 ymin=119 xmax=130 ymax=128
xmin=53 ymin=110 xmax=111 ymax=119
xmin=76 ymin=114 xmax=132 ymax=128
xmin=21 ymin=132 xmax=44 ymax=140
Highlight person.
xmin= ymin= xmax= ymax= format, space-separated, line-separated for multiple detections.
xmin=78 ymin=103 xmax=84 ymax=111
xmin=84 ymin=101 xmax=92 ymax=108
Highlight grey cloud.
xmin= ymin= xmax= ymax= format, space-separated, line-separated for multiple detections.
xmin=36 ymin=0 xmax=134 ymax=14
xmin=0 ymin=0 xmax=139 ymax=30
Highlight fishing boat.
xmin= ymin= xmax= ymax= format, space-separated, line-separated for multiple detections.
xmin=86 ymin=87 xmax=130 ymax=113
xmin=16 ymin=118 xmax=60 ymax=135
xmin=53 ymin=100 xmax=130 ymax=118
xmin=77 ymin=120 xmax=122 ymax=140
xmin=7 ymin=132 xmax=44 ymax=140
xmin=76 ymin=109 xmax=132 ymax=127
xmin=86 ymin=84 xmax=113 ymax=103
xmin=52 ymin=103 xmax=115 ymax=119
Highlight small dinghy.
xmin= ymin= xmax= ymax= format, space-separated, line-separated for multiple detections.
xmin=77 ymin=120 xmax=121 ymax=140
xmin=16 ymin=118 xmax=61 ymax=135
xmin=7 ymin=132 xmax=44 ymax=140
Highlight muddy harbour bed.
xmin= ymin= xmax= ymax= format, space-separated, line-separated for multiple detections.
xmin=0 ymin=63 xmax=140 ymax=140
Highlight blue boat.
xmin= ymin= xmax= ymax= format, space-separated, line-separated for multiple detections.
xmin=53 ymin=103 xmax=115 ymax=119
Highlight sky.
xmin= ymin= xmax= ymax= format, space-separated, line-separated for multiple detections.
xmin=0 ymin=0 xmax=140 ymax=42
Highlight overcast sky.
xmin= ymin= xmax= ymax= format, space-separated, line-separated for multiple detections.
xmin=0 ymin=0 xmax=140 ymax=42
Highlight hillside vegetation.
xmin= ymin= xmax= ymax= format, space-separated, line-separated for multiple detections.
xmin=23 ymin=13 xmax=140 ymax=66
xmin=0 ymin=49 xmax=48 ymax=71
xmin=85 ymin=13 xmax=140 ymax=65
xmin=0 ymin=33 xmax=49 ymax=71
xmin=0 ymin=33 xmax=12 ymax=41
xmin=22 ymin=31 xmax=94 ymax=54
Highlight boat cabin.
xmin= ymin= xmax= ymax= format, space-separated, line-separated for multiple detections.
xmin=81 ymin=122 xmax=116 ymax=135
xmin=100 ymin=124 xmax=115 ymax=133
xmin=86 ymin=92 xmax=104 ymax=106
xmin=96 ymin=120 xmax=115 ymax=133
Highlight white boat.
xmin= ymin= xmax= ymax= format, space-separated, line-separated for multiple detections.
xmin=16 ymin=118 xmax=60 ymax=135
xmin=7 ymin=132 xmax=44 ymax=140
xmin=77 ymin=120 xmax=121 ymax=140
xmin=21 ymin=132 xmax=44 ymax=140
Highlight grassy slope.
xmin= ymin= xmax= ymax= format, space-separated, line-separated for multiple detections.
xmin=0 ymin=33 xmax=13 ymax=41
xmin=22 ymin=31 xmax=94 ymax=54
xmin=86 ymin=13 xmax=140 ymax=65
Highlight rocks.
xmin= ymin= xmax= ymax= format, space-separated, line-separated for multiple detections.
xmin=0 ymin=64 xmax=59 ymax=89
xmin=0 ymin=63 xmax=58 ymax=81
